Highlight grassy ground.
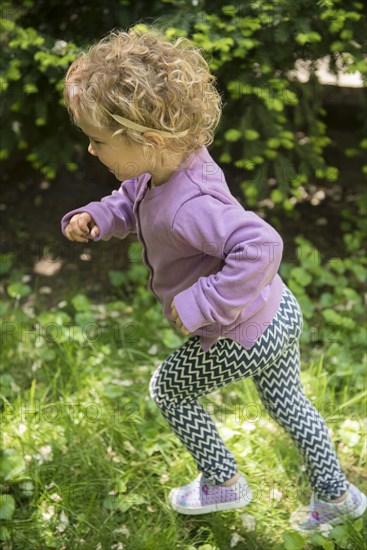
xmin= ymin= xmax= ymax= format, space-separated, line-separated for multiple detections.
xmin=1 ymin=83 xmax=366 ymax=548
xmin=1 ymin=283 xmax=366 ymax=549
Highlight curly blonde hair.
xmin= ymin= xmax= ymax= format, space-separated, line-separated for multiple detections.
xmin=63 ymin=25 xmax=224 ymax=171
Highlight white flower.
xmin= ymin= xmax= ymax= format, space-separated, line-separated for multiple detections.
xmin=31 ymin=361 xmax=42 ymax=372
xmin=111 ymin=378 xmax=133 ymax=386
xmin=40 ymin=444 xmax=53 ymax=458
xmin=50 ymin=493 xmax=62 ymax=502
xmin=18 ymin=423 xmax=27 ymax=435
xmin=11 ymin=121 xmax=21 ymax=135
xmin=159 ymin=474 xmax=170 ymax=484
xmin=270 ymin=488 xmax=282 ymax=502
xmin=113 ymin=525 xmax=130 ymax=537
xmin=230 ymin=533 xmax=245 ymax=547
xmin=123 ymin=441 xmax=136 ymax=453
xmin=56 ymin=510 xmax=69 ymax=532
xmin=52 ymin=40 xmax=67 ymax=54
xmin=339 ymin=419 xmax=361 ymax=447
xmin=319 ymin=523 xmax=333 ymax=536
xmin=240 ymin=421 xmax=256 ymax=432
xmin=39 ymin=286 xmax=52 ymax=294
xmin=240 ymin=513 xmax=256 ymax=531
xmin=42 ymin=505 xmax=55 ymax=521
xmin=34 ymin=444 xmax=53 ymax=464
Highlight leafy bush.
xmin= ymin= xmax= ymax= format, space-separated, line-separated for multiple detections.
xmin=183 ymin=0 xmax=367 ymax=211
xmin=278 ymin=192 xmax=366 ymax=391
xmin=0 ymin=16 xmax=81 ymax=179
xmin=1 ymin=0 xmax=366 ymax=209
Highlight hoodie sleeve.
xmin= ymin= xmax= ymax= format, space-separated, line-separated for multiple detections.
xmin=60 ymin=178 xmax=138 ymax=241
xmin=171 ymin=195 xmax=284 ymax=332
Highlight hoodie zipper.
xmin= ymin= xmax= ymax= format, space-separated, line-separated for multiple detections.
xmin=135 ymin=187 xmax=160 ymax=302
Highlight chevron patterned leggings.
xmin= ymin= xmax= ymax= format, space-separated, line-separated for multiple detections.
xmin=149 ymin=283 xmax=349 ymax=501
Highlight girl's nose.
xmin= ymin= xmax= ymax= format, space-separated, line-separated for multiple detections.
xmin=88 ymin=143 xmax=97 ymax=156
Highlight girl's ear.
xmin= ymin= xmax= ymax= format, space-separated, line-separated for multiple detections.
xmin=143 ymin=131 xmax=165 ymax=147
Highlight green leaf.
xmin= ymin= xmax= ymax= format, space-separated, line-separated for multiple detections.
xmin=103 ymin=492 xmax=145 ymax=512
xmin=23 ymin=83 xmax=38 ymax=94
xmin=283 ymin=530 xmax=305 ymax=549
xmin=236 ymin=159 xmax=256 ymax=170
xmin=74 ymin=312 xmax=96 ymax=328
xmin=0 ymin=253 xmax=15 ymax=275
xmin=71 ymin=293 xmax=91 ymax=312
xmin=291 ymin=267 xmax=312 ymax=287
xmin=244 ymin=129 xmax=259 ymax=140
xmin=38 ymin=311 xmax=71 ymax=326
xmin=219 ymin=152 xmax=232 ymax=163
xmin=264 ymin=149 xmax=277 ymax=159
xmin=108 ymin=271 xmax=126 ymax=287
xmin=0 ymin=149 xmax=9 ymax=160
xmin=7 ymin=282 xmax=32 ymax=299
xmin=103 ymin=384 xmax=125 ymax=399
xmin=283 ymin=198 xmax=294 ymax=211
xmin=102 ymin=494 xmax=120 ymax=510
xmin=325 ymin=166 xmax=339 ymax=181
xmin=224 ymin=129 xmax=242 ymax=142
xmin=0 ymin=449 xmax=26 ymax=481
xmin=345 ymin=148 xmax=358 ymax=157
xmin=272 ymin=99 xmax=284 ymax=111
xmin=0 ymin=495 xmax=15 ymax=521
xmin=117 ymin=492 xmax=145 ymax=512
xmin=329 ymin=524 xmax=349 ymax=541
xmin=296 ymin=32 xmax=322 ymax=45
xmin=267 ymin=138 xmax=281 ymax=149
xmin=161 ymin=329 xmax=183 ymax=349
xmin=281 ymin=139 xmax=294 ymax=149
xmin=0 ymin=525 xmax=10 ymax=542
xmin=270 ymin=189 xmax=283 ymax=204
xmin=311 ymin=533 xmax=335 ymax=549
xmin=0 ymin=374 xmax=15 ymax=387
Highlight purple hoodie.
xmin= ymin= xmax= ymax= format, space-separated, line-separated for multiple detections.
xmin=61 ymin=145 xmax=285 ymax=353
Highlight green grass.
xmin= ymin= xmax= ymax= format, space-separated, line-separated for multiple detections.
xmin=1 ymin=285 xmax=366 ymax=550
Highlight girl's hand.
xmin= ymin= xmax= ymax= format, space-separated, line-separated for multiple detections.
xmin=64 ymin=212 xmax=100 ymax=242
xmin=171 ymin=300 xmax=190 ymax=335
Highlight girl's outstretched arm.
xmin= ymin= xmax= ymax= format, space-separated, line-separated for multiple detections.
xmin=60 ymin=177 xmax=139 ymax=241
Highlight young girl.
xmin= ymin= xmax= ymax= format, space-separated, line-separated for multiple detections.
xmin=60 ymin=26 xmax=366 ymax=531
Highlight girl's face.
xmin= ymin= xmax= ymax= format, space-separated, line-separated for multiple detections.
xmin=77 ymin=118 xmax=151 ymax=181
